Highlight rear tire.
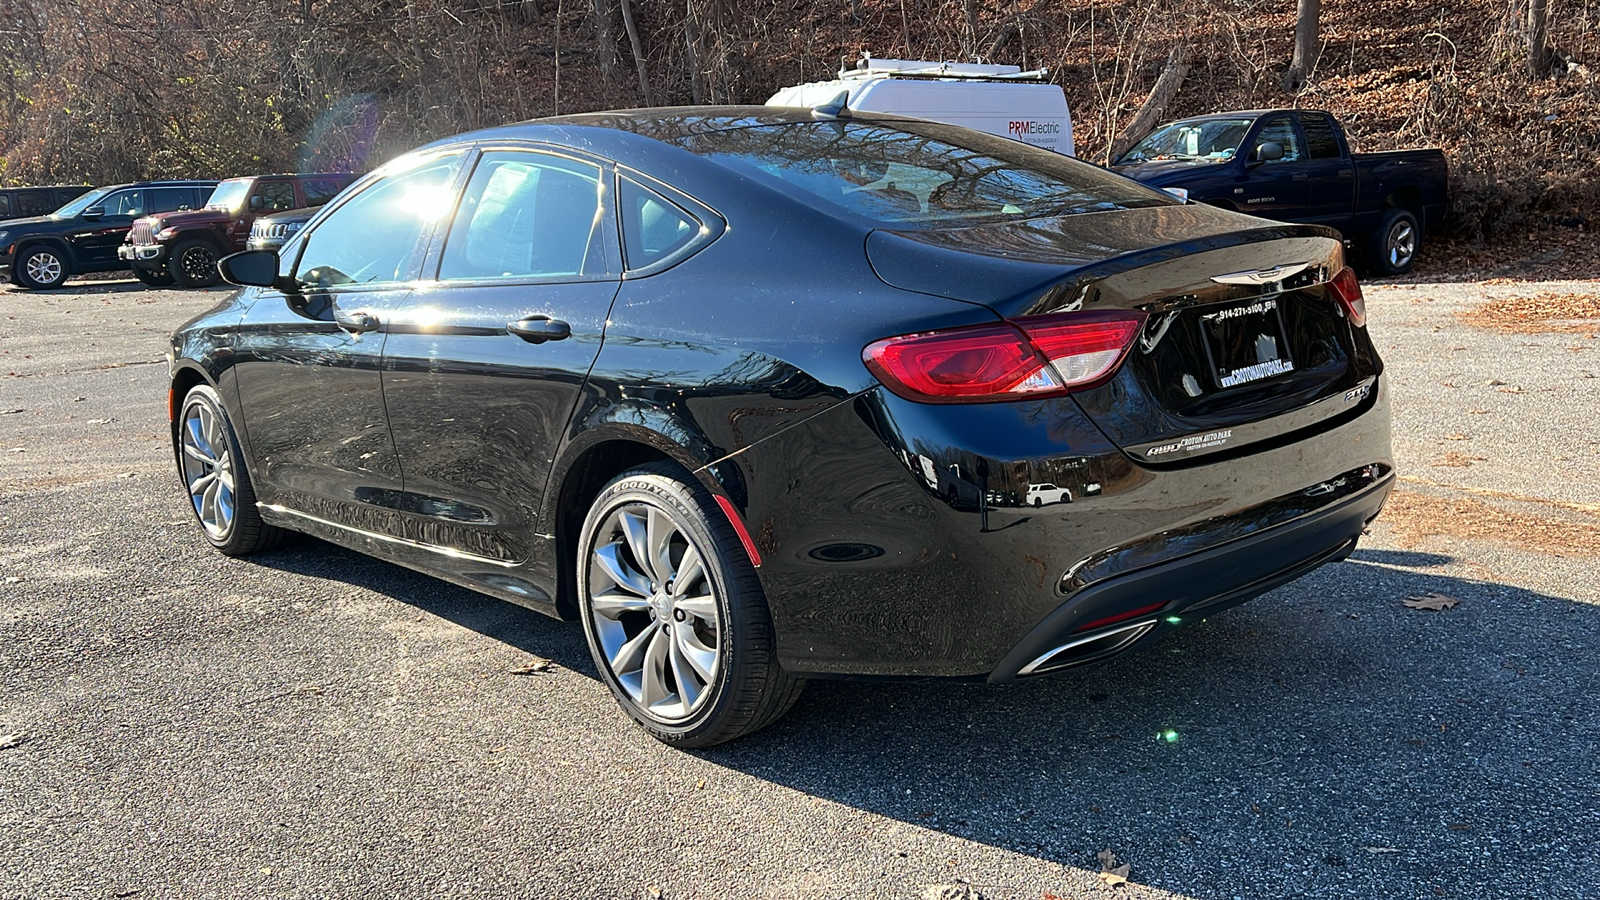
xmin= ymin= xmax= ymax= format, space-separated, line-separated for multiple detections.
xmin=1368 ymin=208 xmax=1420 ymax=276
xmin=168 ymin=238 xmax=223 ymax=288
xmin=176 ymin=384 xmax=287 ymax=556
xmin=14 ymin=245 xmax=69 ymax=289
xmin=577 ymin=462 xmax=803 ymax=748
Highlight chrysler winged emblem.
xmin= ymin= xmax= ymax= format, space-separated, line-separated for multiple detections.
xmin=1210 ymin=262 xmax=1311 ymax=285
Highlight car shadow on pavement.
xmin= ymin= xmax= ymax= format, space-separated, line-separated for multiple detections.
xmin=699 ymin=557 xmax=1600 ymax=898
xmin=239 ymin=540 xmax=1598 ymax=898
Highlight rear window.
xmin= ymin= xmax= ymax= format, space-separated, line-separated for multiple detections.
xmin=668 ymin=120 xmax=1171 ymax=227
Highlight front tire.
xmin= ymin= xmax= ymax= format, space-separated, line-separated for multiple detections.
xmin=1368 ymin=208 xmax=1420 ymax=276
xmin=176 ymin=384 xmax=286 ymax=556
xmin=577 ymin=463 xmax=803 ymax=747
xmin=15 ymin=245 xmax=69 ymax=289
xmin=134 ymin=267 xmax=176 ymax=287
xmin=168 ymin=238 xmax=223 ymax=288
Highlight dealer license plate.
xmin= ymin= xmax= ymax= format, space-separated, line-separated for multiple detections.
xmin=1199 ymin=297 xmax=1295 ymax=389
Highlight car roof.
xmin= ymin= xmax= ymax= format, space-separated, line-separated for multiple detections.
xmin=88 ymin=180 xmax=220 ymax=191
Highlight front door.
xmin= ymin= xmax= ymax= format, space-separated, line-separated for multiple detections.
xmin=380 ymin=148 xmax=621 ymax=573
xmin=1232 ymin=115 xmax=1311 ymax=220
xmin=231 ymin=151 xmax=466 ymax=537
xmin=69 ymin=188 xmax=143 ymax=266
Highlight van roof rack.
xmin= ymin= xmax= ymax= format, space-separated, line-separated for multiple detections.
xmin=839 ymin=53 xmax=1049 ymax=82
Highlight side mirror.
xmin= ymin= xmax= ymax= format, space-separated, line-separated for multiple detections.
xmin=82 ymin=206 xmax=104 ymax=220
xmin=1253 ymin=142 xmax=1285 ymax=163
xmin=248 ymin=196 xmax=265 ymax=211
xmin=218 ymin=249 xmax=296 ymax=293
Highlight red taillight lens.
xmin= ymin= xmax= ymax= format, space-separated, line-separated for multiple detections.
xmin=1327 ymin=266 xmax=1366 ymax=328
xmin=863 ymin=311 xmax=1147 ymax=403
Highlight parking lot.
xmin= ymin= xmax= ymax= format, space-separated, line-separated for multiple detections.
xmin=2 ymin=274 xmax=1597 ymax=899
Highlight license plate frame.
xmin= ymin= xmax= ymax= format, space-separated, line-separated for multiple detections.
xmin=1198 ymin=297 xmax=1295 ymax=390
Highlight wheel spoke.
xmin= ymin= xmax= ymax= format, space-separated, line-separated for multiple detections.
xmin=593 ymin=542 xmax=651 ymax=596
xmin=675 ymin=592 xmax=717 ymax=622
xmin=674 ymin=625 xmax=717 ymax=684
xmin=639 ymin=627 xmax=673 ymax=708
xmin=189 ymin=471 xmax=216 ymax=496
xmin=609 ymin=619 xmax=659 ymax=678
xmin=669 ymin=636 xmax=701 ymax=710
xmin=590 ymin=587 xmax=650 ymax=619
xmin=182 ymin=442 xmax=215 ymax=466
xmin=645 ymin=508 xmax=676 ymax=586
xmin=671 ymin=545 xmax=704 ymax=597
xmin=619 ymin=509 xmax=657 ymax=585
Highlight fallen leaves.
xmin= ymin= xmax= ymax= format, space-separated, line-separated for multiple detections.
xmin=1458 ymin=291 xmax=1600 ymax=334
xmin=1096 ymin=849 xmax=1132 ymax=888
xmin=509 ymin=658 xmax=553 ymax=675
xmin=1430 ymin=451 xmax=1484 ymax=467
xmin=0 ymin=731 xmax=28 ymax=750
xmin=1403 ymin=592 xmax=1460 ymax=611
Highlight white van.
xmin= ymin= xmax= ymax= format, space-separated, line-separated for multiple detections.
xmin=766 ymin=56 xmax=1075 ymax=156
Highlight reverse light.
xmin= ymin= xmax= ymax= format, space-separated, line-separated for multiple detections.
xmin=1327 ymin=266 xmax=1366 ymax=328
xmin=863 ymin=310 xmax=1147 ymax=403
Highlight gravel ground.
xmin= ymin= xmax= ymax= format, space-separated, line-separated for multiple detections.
xmin=2 ymin=274 xmax=1597 ymax=900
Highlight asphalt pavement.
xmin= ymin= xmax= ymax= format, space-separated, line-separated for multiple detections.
xmin=2 ymin=274 xmax=1597 ymax=900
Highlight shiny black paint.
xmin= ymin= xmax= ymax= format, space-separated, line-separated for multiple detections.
xmin=170 ymin=107 xmax=1394 ymax=681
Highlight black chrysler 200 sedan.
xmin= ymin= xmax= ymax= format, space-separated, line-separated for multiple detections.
xmin=167 ymin=107 xmax=1392 ymax=747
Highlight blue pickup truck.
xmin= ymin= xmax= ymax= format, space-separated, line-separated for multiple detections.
xmin=1111 ymin=109 xmax=1448 ymax=274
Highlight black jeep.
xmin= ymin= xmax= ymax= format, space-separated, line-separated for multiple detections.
xmin=0 ymin=181 xmax=216 ymax=289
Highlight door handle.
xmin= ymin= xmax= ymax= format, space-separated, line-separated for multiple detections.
xmin=1338 ymin=169 xmax=1354 ymax=178
xmin=335 ymin=310 xmax=380 ymax=333
xmin=1292 ymin=173 xmax=1309 ymax=181
xmin=508 ymin=316 xmax=572 ymax=344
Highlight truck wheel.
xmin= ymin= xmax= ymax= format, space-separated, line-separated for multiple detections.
xmin=1369 ymin=208 xmax=1420 ymax=276
xmin=14 ymin=245 xmax=70 ymax=289
xmin=134 ymin=268 xmax=176 ymax=287
xmin=168 ymin=239 xmax=223 ymax=288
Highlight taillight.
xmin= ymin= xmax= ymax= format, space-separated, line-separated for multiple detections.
xmin=863 ymin=311 xmax=1147 ymax=403
xmin=1327 ymin=266 xmax=1366 ymax=328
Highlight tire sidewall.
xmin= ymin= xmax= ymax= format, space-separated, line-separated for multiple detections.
xmin=16 ymin=245 xmax=69 ymax=289
xmin=576 ymin=470 xmax=746 ymax=744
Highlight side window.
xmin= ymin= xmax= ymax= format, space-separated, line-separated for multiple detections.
xmin=99 ymin=190 xmax=145 ymax=217
xmin=0 ymin=195 xmax=12 ymax=217
xmin=1256 ymin=117 xmax=1302 ymax=164
xmin=293 ymin=152 xmax=463 ymax=290
xmin=618 ymin=178 xmax=699 ymax=271
xmin=249 ymin=181 xmax=297 ymax=213
xmin=149 ymin=188 xmax=194 ymax=213
xmin=438 ymin=151 xmax=603 ymax=282
xmin=1300 ymin=115 xmax=1342 ymax=160
xmin=17 ymin=191 xmax=55 ymax=216
xmin=303 ymin=179 xmax=347 ymax=207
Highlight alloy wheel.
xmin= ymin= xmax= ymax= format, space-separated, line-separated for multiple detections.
xmin=179 ymin=246 xmax=220 ymax=284
xmin=180 ymin=397 xmax=237 ymax=541
xmin=24 ymin=251 xmax=63 ymax=287
xmin=1387 ymin=221 xmax=1416 ymax=270
xmin=587 ymin=502 xmax=722 ymax=723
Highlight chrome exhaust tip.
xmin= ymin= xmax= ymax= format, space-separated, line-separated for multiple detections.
xmin=1017 ymin=619 xmax=1158 ymax=677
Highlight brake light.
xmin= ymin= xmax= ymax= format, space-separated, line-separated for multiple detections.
xmin=863 ymin=311 xmax=1147 ymax=403
xmin=1327 ymin=266 xmax=1366 ymax=328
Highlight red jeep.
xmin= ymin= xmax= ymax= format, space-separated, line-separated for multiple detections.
xmin=120 ymin=173 xmax=356 ymax=287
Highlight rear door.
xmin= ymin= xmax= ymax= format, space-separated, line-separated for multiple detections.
xmin=1294 ymin=113 xmax=1356 ymax=232
xmin=379 ymin=146 xmax=621 ymax=571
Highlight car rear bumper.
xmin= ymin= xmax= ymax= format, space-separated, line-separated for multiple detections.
xmin=986 ymin=467 xmax=1389 ymax=682
xmin=727 ymin=377 xmax=1393 ymax=679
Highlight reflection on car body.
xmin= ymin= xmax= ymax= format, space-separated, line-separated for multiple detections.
xmin=168 ymin=106 xmax=1393 ymax=748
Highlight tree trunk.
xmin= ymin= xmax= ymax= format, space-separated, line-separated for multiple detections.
xmin=1108 ymin=44 xmax=1191 ymax=165
xmin=1528 ymin=0 xmax=1556 ymax=78
xmin=1280 ymin=0 xmax=1321 ymax=93
xmin=591 ymin=0 xmax=617 ymax=78
xmin=618 ymin=0 xmax=653 ymax=104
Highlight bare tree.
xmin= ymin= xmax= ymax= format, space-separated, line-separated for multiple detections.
xmin=618 ymin=0 xmax=653 ymax=104
xmin=1280 ymin=0 xmax=1321 ymax=92
xmin=1527 ymin=0 xmax=1557 ymax=77
xmin=1108 ymin=44 xmax=1192 ymax=163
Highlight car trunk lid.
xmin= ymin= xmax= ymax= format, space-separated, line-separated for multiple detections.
xmin=866 ymin=206 xmax=1380 ymax=463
